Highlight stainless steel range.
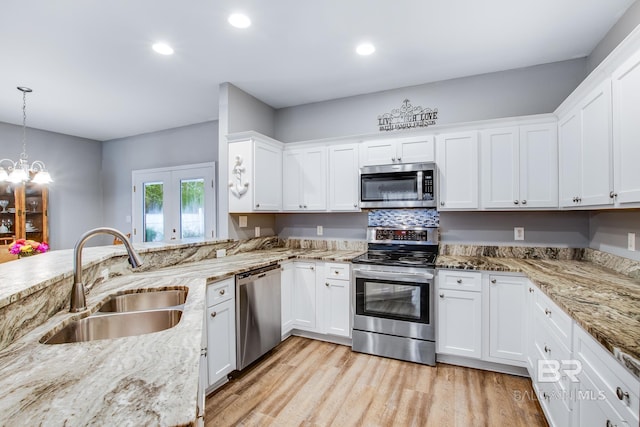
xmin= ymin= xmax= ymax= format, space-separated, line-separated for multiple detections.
xmin=351 ymin=226 xmax=438 ymax=365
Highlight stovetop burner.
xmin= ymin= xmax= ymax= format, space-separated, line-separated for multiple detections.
xmin=352 ymin=249 xmax=437 ymax=268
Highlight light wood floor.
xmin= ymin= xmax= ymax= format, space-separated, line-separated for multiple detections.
xmin=205 ymin=336 xmax=548 ymax=427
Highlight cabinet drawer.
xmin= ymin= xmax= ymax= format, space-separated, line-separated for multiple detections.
xmin=326 ymin=263 xmax=350 ymax=280
xmin=438 ymin=270 xmax=482 ymax=292
xmin=207 ymin=278 xmax=234 ymax=307
xmin=536 ymin=379 xmax=572 ymax=427
xmin=534 ymin=306 xmax=572 ymax=364
xmin=533 ymin=289 xmax=572 ymax=347
xmin=574 ymin=325 xmax=639 ymax=425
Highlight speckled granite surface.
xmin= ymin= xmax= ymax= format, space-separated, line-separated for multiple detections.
xmin=437 ymin=250 xmax=640 ymax=381
xmin=0 ymin=242 xmax=363 ymax=426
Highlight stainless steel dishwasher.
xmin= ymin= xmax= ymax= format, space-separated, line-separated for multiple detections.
xmin=236 ymin=263 xmax=282 ymax=370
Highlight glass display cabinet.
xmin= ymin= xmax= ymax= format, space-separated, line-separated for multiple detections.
xmin=0 ymin=179 xmax=49 ymax=246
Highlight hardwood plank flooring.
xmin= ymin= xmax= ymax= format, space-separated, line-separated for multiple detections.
xmin=205 ymin=336 xmax=548 ymax=427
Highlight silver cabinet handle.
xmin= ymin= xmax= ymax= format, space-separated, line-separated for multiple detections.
xmin=325 ymin=282 xmax=330 ymax=287
xmin=616 ymin=386 xmax=629 ymax=401
xmin=391 ymin=157 xmax=396 ymax=162
xmin=544 ymin=345 xmax=551 ymax=353
xmin=529 ymin=287 xmax=534 ymax=293
xmin=542 ymin=392 xmax=549 ymax=400
xmin=299 ymin=204 xmax=303 ymax=208
xmin=310 ymin=266 xmax=314 ymax=270
xmin=334 ymin=270 xmax=339 ymax=275
xmin=577 ymin=197 xmax=582 ymax=203
xmin=545 ymin=308 xmax=551 ymax=316
xmin=521 ymin=200 xmax=527 ymax=205
xmin=514 ymin=200 xmax=519 ymax=205
xmin=439 ymin=293 xmax=444 ymax=298
xmin=573 ymin=197 xmax=577 ymax=203
xmin=397 ymin=157 xmax=401 ymax=162
xmin=456 ymin=279 xmax=462 ymax=284
xmin=490 ymin=279 xmax=497 ymax=284
xmin=210 ymin=311 xmax=217 ymax=318
xmin=440 ymin=201 xmax=445 ymax=206
xmin=255 ymin=203 xmax=260 ymax=208
xmin=606 ymin=420 xmax=616 ymax=427
xmin=219 ymin=289 xmax=225 ymax=295
xmin=354 ymin=203 xmax=358 ymax=207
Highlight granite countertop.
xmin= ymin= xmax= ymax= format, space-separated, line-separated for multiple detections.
xmin=437 ymin=254 xmax=640 ymax=380
xmin=0 ymin=246 xmax=362 ymax=426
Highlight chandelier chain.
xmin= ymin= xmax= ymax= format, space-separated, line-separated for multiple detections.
xmin=20 ymin=89 xmax=28 ymax=162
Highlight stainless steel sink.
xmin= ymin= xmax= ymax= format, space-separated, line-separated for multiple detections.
xmin=97 ymin=289 xmax=187 ymax=313
xmin=42 ymin=309 xmax=183 ymax=344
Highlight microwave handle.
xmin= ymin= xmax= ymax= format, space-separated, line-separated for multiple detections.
xmin=417 ymin=171 xmax=424 ymax=201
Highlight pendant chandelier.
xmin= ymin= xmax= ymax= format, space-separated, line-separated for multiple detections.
xmin=0 ymin=87 xmax=53 ymax=184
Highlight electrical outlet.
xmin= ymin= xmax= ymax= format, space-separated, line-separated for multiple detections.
xmin=239 ymin=216 xmax=247 ymax=228
xmin=628 ymin=233 xmax=635 ymax=251
xmin=216 ymin=249 xmax=226 ymax=258
xmin=317 ymin=225 xmax=323 ymax=236
xmin=514 ymin=227 xmax=525 ymax=241
xmin=255 ymin=226 xmax=260 ymax=237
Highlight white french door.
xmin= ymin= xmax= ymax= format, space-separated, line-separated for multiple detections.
xmin=132 ymin=163 xmax=216 ymax=243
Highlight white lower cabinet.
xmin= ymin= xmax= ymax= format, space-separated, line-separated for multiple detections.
xmin=280 ymin=261 xmax=294 ymax=336
xmin=322 ymin=263 xmax=351 ymax=338
xmin=437 ymin=270 xmax=482 ymax=358
xmin=205 ymin=278 xmax=236 ymax=390
xmin=487 ymin=274 xmax=527 ymax=365
xmin=292 ymin=261 xmax=318 ymax=331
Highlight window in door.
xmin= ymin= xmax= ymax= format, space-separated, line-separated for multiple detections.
xmin=132 ymin=163 xmax=215 ymax=243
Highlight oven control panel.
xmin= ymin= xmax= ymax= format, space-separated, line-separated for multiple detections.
xmin=369 ymin=227 xmax=439 ymax=244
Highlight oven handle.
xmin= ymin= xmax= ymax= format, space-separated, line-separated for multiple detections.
xmin=353 ymin=268 xmax=434 ymax=283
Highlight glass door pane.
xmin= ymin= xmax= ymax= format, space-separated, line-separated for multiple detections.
xmin=180 ymin=178 xmax=204 ymax=239
xmin=143 ymin=182 xmax=164 ymax=242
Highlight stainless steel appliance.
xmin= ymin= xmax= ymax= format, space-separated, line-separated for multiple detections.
xmin=352 ymin=226 xmax=438 ymax=365
xmin=236 ymin=263 xmax=281 ymax=370
xmin=360 ymin=162 xmax=437 ymax=208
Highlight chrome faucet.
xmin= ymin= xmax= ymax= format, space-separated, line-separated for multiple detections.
xmin=70 ymin=227 xmax=143 ymax=313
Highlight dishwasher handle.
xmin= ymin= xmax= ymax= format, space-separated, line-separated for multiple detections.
xmin=236 ymin=263 xmax=281 ymax=285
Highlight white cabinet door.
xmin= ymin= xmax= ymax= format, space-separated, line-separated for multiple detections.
xmin=480 ymin=127 xmax=519 ymax=208
xmin=281 ymin=262 xmax=294 ymax=336
xmin=437 ymin=289 xmax=482 ymax=358
xmin=283 ymin=147 xmax=327 ymax=211
xmin=303 ymin=147 xmax=327 ymax=211
xmin=613 ymin=49 xmax=640 ymax=204
xmin=329 ymin=144 xmax=360 ymax=211
xmin=293 ymin=262 xmax=317 ymax=330
xmin=580 ymin=81 xmax=613 ymax=207
xmin=360 ymin=140 xmax=397 ymax=166
xmin=488 ymin=275 xmax=527 ymax=365
xmin=519 ymin=123 xmax=558 ymax=208
xmin=396 ymin=136 xmax=435 ymax=164
xmin=558 ymin=111 xmax=582 ymax=207
xmin=436 ymin=131 xmax=479 ymax=210
xmin=282 ymin=150 xmax=304 ymax=211
xmin=253 ymin=141 xmax=282 ymax=211
xmin=525 ymin=282 xmax=537 ymax=377
xmin=323 ymin=278 xmax=350 ymax=337
xmin=206 ymin=298 xmax=236 ymax=387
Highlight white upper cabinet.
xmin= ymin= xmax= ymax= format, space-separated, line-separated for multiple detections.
xmin=283 ymin=146 xmax=327 ymax=211
xmin=436 ymin=131 xmax=479 ymax=210
xmin=480 ymin=121 xmax=557 ymax=209
xmin=518 ymin=123 xmax=558 ymax=208
xmin=558 ymin=80 xmax=613 ymax=208
xmin=328 ymin=143 xmax=360 ymax=211
xmin=612 ymin=49 xmax=640 ymax=205
xmin=360 ymin=136 xmax=434 ymax=166
xmin=228 ymin=134 xmax=283 ymax=213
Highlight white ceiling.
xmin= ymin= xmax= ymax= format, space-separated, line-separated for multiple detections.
xmin=0 ymin=0 xmax=636 ymax=141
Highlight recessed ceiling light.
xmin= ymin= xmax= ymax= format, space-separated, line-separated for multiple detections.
xmin=152 ymin=42 xmax=174 ymax=55
xmin=228 ymin=13 xmax=251 ymax=29
xmin=356 ymin=43 xmax=375 ymax=56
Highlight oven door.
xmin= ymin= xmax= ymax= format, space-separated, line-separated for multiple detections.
xmin=353 ymin=268 xmax=434 ymax=341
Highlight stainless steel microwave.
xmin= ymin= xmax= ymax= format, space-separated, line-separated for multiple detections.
xmin=359 ymin=162 xmax=437 ymax=208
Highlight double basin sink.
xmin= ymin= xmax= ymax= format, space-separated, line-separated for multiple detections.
xmin=42 ymin=289 xmax=187 ymax=345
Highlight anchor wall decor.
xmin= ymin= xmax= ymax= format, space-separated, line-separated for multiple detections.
xmin=229 ymin=155 xmax=249 ymax=198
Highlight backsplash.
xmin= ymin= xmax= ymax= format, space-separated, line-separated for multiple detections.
xmin=439 ymin=244 xmax=584 ymax=260
xmin=367 ymin=209 xmax=439 ymax=227
xmin=285 ymin=238 xmax=367 ymax=251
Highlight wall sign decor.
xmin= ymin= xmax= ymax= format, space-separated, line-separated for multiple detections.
xmin=377 ymin=99 xmax=438 ymax=131
xmin=228 ymin=155 xmax=249 ymax=198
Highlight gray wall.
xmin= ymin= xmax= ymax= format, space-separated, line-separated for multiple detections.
xmin=218 ymin=83 xmax=277 ymax=239
xmin=586 ymin=2 xmax=640 ymax=73
xmin=0 ymin=122 xmax=103 ymax=250
xmin=101 ymin=121 xmax=218 ymax=236
xmin=274 ymin=59 xmax=587 ymax=142
xmin=589 ymin=211 xmax=640 ymax=261
xmin=276 ymin=213 xmax=368 ymax=240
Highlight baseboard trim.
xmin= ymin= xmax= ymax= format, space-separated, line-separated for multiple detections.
xmin=437 ymin=353 xmax=530 ymax=377
xmin=289 ymin=329 xmax=352 ymax=347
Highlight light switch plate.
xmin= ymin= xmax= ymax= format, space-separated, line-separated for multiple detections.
xmin=239 ymin=216 xmax=247 ymax=228
xmin=255 ymin=226 xmax=260 ymax=237
xmin=628 ymin=233 xmax=635 ymax=251
xmin=514 ymin=227 xmax=525 ymax=241
xmin=317 ymin=225 xmax=323 ymax=236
